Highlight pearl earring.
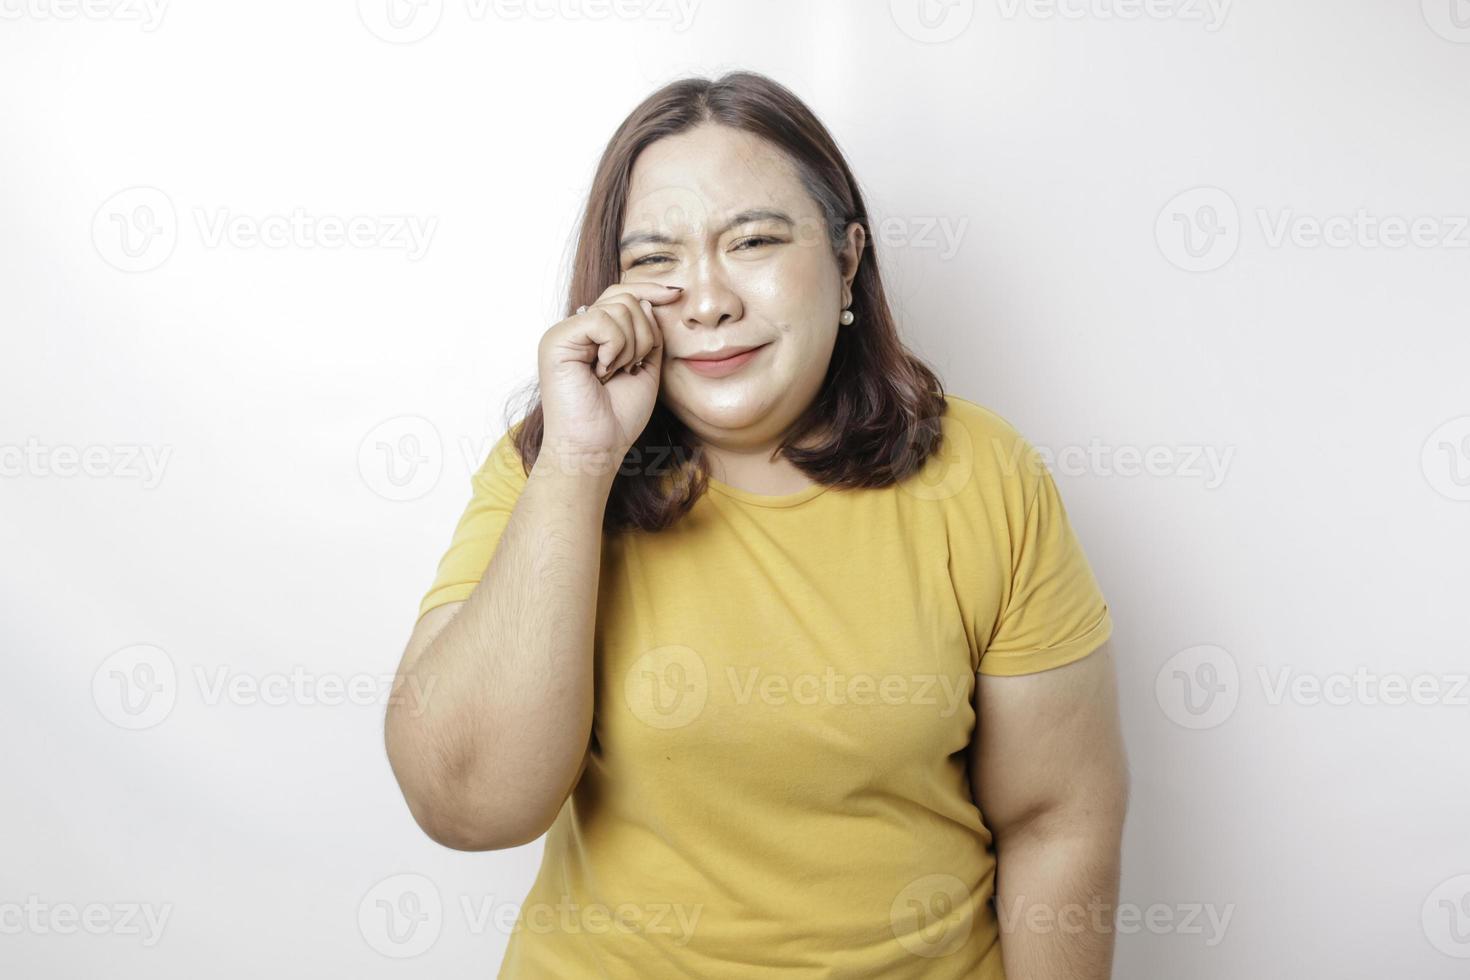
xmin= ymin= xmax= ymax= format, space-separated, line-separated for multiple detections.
xmin=839 ymin=308 xmax=855 ymax=325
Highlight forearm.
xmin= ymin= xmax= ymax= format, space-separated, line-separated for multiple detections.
xmin=992 ymin=815 xmax=1125 ymax=979
xmin=387 ymin=455 xmax=613 ymax=848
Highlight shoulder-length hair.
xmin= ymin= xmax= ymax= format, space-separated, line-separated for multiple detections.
xmin=508 ymin=69 xmax=948 ymax=534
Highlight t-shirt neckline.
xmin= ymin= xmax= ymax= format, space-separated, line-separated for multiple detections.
xmin=705 ymin=474 xmax=831 ymax=509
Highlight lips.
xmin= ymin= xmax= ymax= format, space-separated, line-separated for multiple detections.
xmin=679 ymin=343 xmax=769 ymax=378
xmin=682 ymin=344 xmax=764 ymax=362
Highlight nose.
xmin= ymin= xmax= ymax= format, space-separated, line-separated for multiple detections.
xmin=676 ymin=255 xmax=743 ymax=330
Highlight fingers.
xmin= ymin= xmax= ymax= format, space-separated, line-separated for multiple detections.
xmin=574 ymin=281 xmax=674 ymax=382
xmin=584 ymin=306 xmax=630 ymax=382
xmin=637 ymin=299 xmax=663 ymax=371
xmin=596 ymin=303 xmax=637 ymax=379
xmin=604 ymin=281 xmax=684 ymax=308
xmin=608 ymin=282 xmax=676 ymax=369
xmin=601 ymin=292 xmax=659 ymax=376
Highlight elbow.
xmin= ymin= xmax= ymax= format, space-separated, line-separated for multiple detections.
xmin=418 ymin=809 xmax=545 ymax=852
xmin=399 ymin=782 xmax=553 ymax=852
xmin=386 ymin=744 xmax=553 ymax=852
xmin=383 ymin=713 xmax=566 ymax=851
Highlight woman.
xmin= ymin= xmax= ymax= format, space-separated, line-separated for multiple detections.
xmin=385 ymin=70 xmax=1128 ymax=979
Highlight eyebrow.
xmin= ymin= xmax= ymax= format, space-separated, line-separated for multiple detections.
xmin=618 ymin=208 xmax=794 ymax=253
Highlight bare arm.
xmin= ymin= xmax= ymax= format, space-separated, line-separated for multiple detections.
xmin=384 ymin=456 xmax=614 ymax=851
xmin=972 ymin=640 xmax=1130 ymax=979
xmin=384 ymin=279 xmax=673 ymax=851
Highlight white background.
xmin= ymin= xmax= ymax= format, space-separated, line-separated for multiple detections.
xmin=3 ymin=0 xmax=1469 ymax=976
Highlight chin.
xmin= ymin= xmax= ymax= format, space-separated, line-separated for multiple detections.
xmin=669 ymin=386 xmax=780 ymax=434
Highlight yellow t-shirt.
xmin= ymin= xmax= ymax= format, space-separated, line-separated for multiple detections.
xmin=416 ymin=392 xmax=1113 ymax=978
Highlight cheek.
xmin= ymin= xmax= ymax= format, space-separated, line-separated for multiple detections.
xmin=767 ymin=320 xmax=838 ymax=389
xmin=744 ymin=249 xmax=840 ymax=316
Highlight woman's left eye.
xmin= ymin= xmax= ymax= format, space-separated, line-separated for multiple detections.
xmin=630 ymin=238 xmax=777 ymax=268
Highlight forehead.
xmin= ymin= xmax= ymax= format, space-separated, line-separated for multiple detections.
xmin=622 ymin=124 xmax=813 ymax=233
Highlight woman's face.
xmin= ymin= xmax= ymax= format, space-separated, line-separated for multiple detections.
xmin=618 ymin=123 xmax=864 ymax=453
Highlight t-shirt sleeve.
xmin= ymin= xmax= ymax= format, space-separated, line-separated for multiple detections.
xmin=977 ymin=435 xmax=1113 ymax=677
xmin=416 ymin=424 xmax=532 ymax=622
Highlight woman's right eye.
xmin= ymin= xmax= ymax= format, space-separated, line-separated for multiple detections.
xmin=631 ymin=255 xmax=670 ymax=267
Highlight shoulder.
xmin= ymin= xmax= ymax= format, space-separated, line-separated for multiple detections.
xmin=940 ymin=393 xmax=1024 ymax=449
xmin=932 ymin=393 xmax=1048 ymax=505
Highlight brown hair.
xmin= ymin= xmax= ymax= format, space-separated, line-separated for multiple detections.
xmin=508 ymin=69 xmax=947 ymax=534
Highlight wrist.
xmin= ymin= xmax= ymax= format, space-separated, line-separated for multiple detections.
xmin=531 ymin=439 xmax=626 ymax=488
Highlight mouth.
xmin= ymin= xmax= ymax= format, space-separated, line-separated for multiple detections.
xmin=679 ymin=343 xmax=770 ymax=378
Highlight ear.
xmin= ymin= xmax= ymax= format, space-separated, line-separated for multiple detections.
xmin=837 ymin=221 xmax=867 ymax=305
